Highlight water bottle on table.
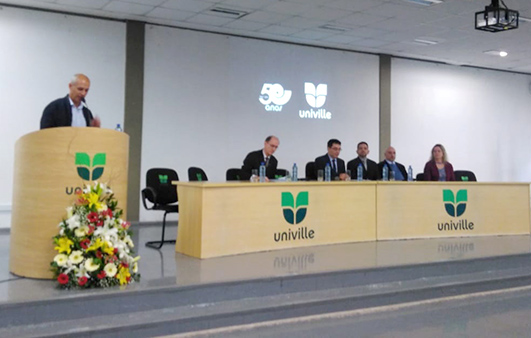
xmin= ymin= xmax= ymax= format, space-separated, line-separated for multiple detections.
xmin=382 ymin=165 xmax=388 ymax=181
xmin=259 ymin=162 xmax=266 ymax=183
xmin=407 ymin=165 xmax=413 ymax=182
xmin=292 ymin=163 xmax=298 ymax=182
xmin=357 ymin=163 xmax=363 ymax=181
xmin=324 ymin=163 xmax=331 ymax=182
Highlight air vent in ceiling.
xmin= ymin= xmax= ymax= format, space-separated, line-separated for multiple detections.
xmin=318 ymin=24 xmax=351 ymax=32
xmin=208 ymin=7 xmax=249 ymax=19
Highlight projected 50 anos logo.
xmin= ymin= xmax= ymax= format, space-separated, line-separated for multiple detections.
xmin=281 ymin=192 xmax=308 ymax=225
xmin=259 ymin=83 xmax=292 ymax=112
xmin=443 ymin=189 xmax=467 ymax=217
xmin=75 ymin=152 xmax=106 ymax=181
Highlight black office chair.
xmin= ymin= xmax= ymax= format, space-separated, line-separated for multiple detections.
xmin=416 ymin=173 xmax=424 ymax=181
xmin=141 ymin=168 xmax=179 ymax=249
xmin=275 ymin=168 xmax=289 ymax=178
xmin=454 ymin=170 xmax=477 ymax=182
xmin=305 ymin=161 xmax=316 ymax=180
xmin=188 ymin=167 xmax=208 ymax=181
xmin=226 ymin=168 xmax=244 ymax=181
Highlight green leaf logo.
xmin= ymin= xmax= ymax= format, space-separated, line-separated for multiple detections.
xmin=75 ymin=152 xmax=106 ymax=181
xmin=442 ymin=189 xmax=467 ymax=217
xmin=281 ymin=192 xmax=309 ymax=225
xmin=158 ymin=175 xmax=168 ymax=184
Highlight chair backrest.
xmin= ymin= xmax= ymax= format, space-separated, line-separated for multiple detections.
xmin=226 ymin=168 xmax=243 ymax=181
xmin=416 ymin=173 xmax=424 ymax=181
xmin=145 ymin=168 xmax=179 ymax=204
xmin=454 ymin=170 xmax=477 ymax=182
xmin=305 ymin=161 xmax=316 ymax=180
xmin=275 ymin=169 xmax=288 ymax=178
xmin=188 ymin=167 xmax=208 ymax=181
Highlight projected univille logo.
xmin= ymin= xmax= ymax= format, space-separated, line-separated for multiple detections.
xmin=275 ymin=192 xmax=315 ymax=242
xmin=299 ymin=82 xmax=332 ymax=120
xmin=438 ymin=189 xmax=474 ymax=231
xmin=259 ymin=83 xmax=292 ymax=112
xmin=75 ymin=152 xmax=106 ymax=181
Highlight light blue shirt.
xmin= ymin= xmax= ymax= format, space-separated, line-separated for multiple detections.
xmin=69 ymin=98 xmax=86 ymax=127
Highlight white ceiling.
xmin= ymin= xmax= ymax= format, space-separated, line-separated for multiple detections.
xmin=3 ymin=0 xmax=531 ymax=73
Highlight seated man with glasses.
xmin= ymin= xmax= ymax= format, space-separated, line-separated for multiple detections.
xmin=314 ymin=139 xmax=347 ymax=180
xmin=241 ymin=135 xmax=280 ymax=181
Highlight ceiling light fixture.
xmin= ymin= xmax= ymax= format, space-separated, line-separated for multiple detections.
xmin=483 ymin=50 xmax=509 ymax=57
xmin=475 ymin=0 xmax=519 ymax=32
xmin=208 ymin=7 xmax=249 ymax=18
xmin=402 ymin=0 xmax=443 ymax=6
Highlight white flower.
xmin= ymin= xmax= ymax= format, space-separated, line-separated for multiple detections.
xmin=104 ymin=263 xmax=117 ymax=277
xmin=94 ymin=224 xmax=118 ymax=243
xmin=54 ymin=254 xmax=68 ymax=267
xmin=133 ymin=262 xmax=138 ymax=273
xmin=69 ymin=250 xmax=84 ymax=265
xmin=66 ymin=214 xmax=80 ymax=231
xmin=85 ymin=258 xmax=100 ymax=272
xmin=74 ymin=225 xmax=89 ymax=238
xmin=75 ymin=265 xmax=89 ymax=278
xmin=66 ymin=206 xmax=73 ymax=219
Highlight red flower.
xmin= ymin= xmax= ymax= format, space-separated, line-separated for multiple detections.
xmin=87 ymin=212 xmax=99 ymax=223
xmin=114 ymin=248 xmax=118 ymax=254
xmin=80 ymin=239 xmax=90 ymax=250
xmin=121 ymin=262 xmax=129 ymax=268
xmin=87 ymin=225 xmax=95 ymax=235
xmin=102 ymin=209 xmax=113 ymax=218
xmin=96 ymin=251 xmax=103 ymax=259
xmin=78 ymin=276 xmax=88 ymax=286
xmin=122 ymin=221 xmax=131 ymax=230
xmin=97 ymin=271 xmax=106 ymax=279
xmin=58 ymin=273 xmax=69 ymax=285
xmin=96 ymin=220 xmax=104 ymax=227
xmin=126 ymin=276 xmax=131 ymax=282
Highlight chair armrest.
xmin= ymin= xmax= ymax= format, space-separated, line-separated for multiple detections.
xmin=141 ymin=187 xmax=158 ymax=210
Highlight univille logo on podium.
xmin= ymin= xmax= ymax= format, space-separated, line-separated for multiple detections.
xmin=75 ymin=152 xmax=106 ymax=181
xmin=275 ymin=192 xmax=315 ymax=242
xmin=438 ymin=189 xmax=474 ymax=231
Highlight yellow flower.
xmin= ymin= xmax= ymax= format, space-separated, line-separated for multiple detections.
xmin=69 ymin=250 xmax=84 ymax=265
xmin=86 ymin=192 xmax=102 ymax=210
xmin=53 ymin=254 xmax=68 ymax=267
xmin=84 ymin=258 xmax=100 ymax=272
xmin=54 ymin=237 xmax=74 ymax=254
xmin=117 ymin=267 xmax=131 ymax=285
xmin=87 ymin=238 xmax=103 ymax=252
xmin=102 ymin=241 xmax=115 ymax=256
xmin=104 ymin=263 xmax=117 ymax=277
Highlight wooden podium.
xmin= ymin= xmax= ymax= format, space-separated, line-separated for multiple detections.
xmin=9 ymin=127 xmax=129 ymax=279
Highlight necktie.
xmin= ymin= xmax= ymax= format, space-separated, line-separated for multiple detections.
xmin=265 ymin=157 xmax=270 ymax=167
xmin=362 ymin=159 xmax=367 ymax=170
xmin=332 ymin=159 xmax=337 ymax=173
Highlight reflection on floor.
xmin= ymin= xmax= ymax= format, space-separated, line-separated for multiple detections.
xmin=1 ymin=225 xmax=530 ymax=304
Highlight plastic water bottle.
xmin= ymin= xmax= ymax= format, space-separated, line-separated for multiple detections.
xmin=292 ymin=163 xmax=298 ymax=182
xmin=357 ymin=163 xmax=363 ymax=181
xmin=382 ymin=165 xmax=388 ymax=181
xmin=407 ymin=165 xmax=413 ymax=182
xmin=259 ymin=162 xmax=266 ymax=182
xmin=115 ymin=123 xmax=123 ymax=132
xmin=324 ymin=163 xmax=331 ymax=182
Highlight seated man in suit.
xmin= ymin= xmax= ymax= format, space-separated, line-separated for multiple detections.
xmin=378 ymin=146 xmax=407 ymax=181
xmin=315 ymin=139 xmax=347 ymax=180
xmin=40 ymin=74 xmax=101 ymax=129
xmin=347 ymin=141 xmax=378 ymax=180
xmin=241 ymin=135 xmax=279 ymax=181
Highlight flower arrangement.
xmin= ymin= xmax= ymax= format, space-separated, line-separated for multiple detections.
xmin=50 ymin=182 xmax=140 ymax=288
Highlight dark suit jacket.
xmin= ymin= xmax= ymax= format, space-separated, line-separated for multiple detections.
xmin=40 ymin=95 xmax=94 ymax=129
xmin=377 ymin=160 xmax=408 ymax=181
xmin=314 ymin=154 xmax=345 ymax=179
xmin=347 ymin=157 xmax=378 ymax=180
xmin=241 ymin=149 xmax=278 ymax=180
xmin=423 ymin=160 xmax=455 ymax=181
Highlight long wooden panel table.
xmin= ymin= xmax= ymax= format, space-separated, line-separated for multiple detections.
xmin=175 ymin=181 xmax=376 ymax=258
xmin=175 ymin=181 xmax=530 ymax=259
xmin=377 ymin=182 xmax=530 ymax=240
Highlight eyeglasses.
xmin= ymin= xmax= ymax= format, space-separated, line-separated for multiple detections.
xmin=330 ymin=147 xmax=341 ymax=151
xmin=266 ymin=143 xmax=278 ymax=149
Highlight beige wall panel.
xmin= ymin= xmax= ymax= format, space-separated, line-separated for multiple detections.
xmin=377 ymin=182 xmax=530 ymax=240
xmin=176 ymin=182 xmax=377 ymax=258
xmin=10 ymin=127 xmax=129 ymax=279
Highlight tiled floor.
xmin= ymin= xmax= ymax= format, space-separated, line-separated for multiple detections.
xmin=1 ymin=225 xmax=530 ymax=306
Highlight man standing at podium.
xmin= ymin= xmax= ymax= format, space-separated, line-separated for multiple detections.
xmin=241 ymin=135 xmax=279 ymax=180
xmin=40 ymin=74 xmax=101 ymax=129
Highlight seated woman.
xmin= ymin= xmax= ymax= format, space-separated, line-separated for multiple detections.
xmin=423 ymin=144 xmax=455 ymax=181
